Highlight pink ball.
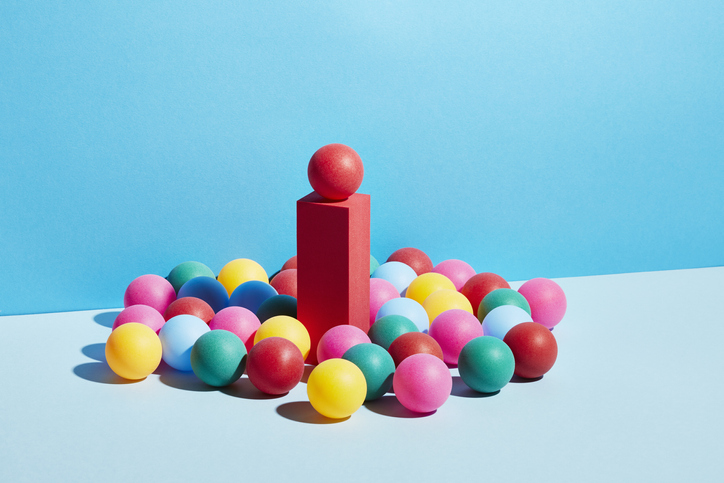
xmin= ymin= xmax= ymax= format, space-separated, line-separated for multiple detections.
xmin=123 ymin=274 xmax=176 ymax=314
xmin=112 ymin=304 xmax=166 ymax=333
xmin=428 ymin=309 xmax=484 ymax=365
xmin=393 ymin=353 xmax=452 ymax=413
xmin=307 ymin=144 xmax=364 ymax=200
xmin=270 ymin=269 xmax=297 ymax=298
xmin=316 ymin=325 xmax=371 ymax=363
xmin=209 ymin=306 xmax=261 ymax=353
xmin=518 ymin=278 xmax=567 ymax=329
xmin=432 ymin=259 xmax=476 ymax=292
xmin=369 ymin=278 xmax=400 ymax=325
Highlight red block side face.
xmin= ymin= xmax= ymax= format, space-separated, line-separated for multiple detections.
xmin=297 ymin=192 xmax=371 ymax=365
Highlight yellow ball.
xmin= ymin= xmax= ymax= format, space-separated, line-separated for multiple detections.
xmin=423 ymin=289 xmax=474 ymax=326
xmin=307 ymin=359 xmax=367 ymax=419
xmin=254 ymin=315 xmax=311 ymax=361
xmin=405 ymin=272 xmax=456 ymax=305
xmin=105 ymin=323 xmax=162 ymax=380
xmin=217 ymin=258 xmax=268 ymax=296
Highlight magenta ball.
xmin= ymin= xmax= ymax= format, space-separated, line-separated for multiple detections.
xmin=393 ymin=353 xmax=452 ymax=413
xmin=112 ymin=304 xmax=166 ymax=333
xmin=123 ymin=274 xmax=176 ymax=314
xmin=307 ymin=143 xmax=364 ymax=200
xmin=428 ymin=309 xmax=484 ymax=365
xmin=316 ymin=325 xmax=371 ymax=363
xmin=209 ymin=306 xmax=261 ymax=353
xmin=369 ymin=278 xmax=400 ymax=325
xmin=432 ymin=259 xmax=476 ymax=292
xmin=518 ymin=278 xmax=567 ymax=329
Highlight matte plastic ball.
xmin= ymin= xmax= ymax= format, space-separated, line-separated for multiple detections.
xmin=371 ymin=261 xmax=417 ymax=294
xmin=105 ymin=323 xmax=162 ymax=380
xmin=375 ymin=297 xmax=429 ymax=333
xmin=164 ymin=297 xmax=215 ymax=324
xmin=482 ymin=305 xmax=533 ymax=340
xmin=246 ymin=337 xmax=305 ymax=395
xmin=123 ymin=274 xmax=176 ymax=315
xmin=270 ymin=269 xmax=297 ymax=298
xmin=158 ymin=314 xmax=211 ymax=371
xmin=229 ymin=280 xmax=278 ymax=314
xmin=387 ymin=247 xmax=433 ymax=276
xmin=178 ymin=277 xmax=229 ymax=313
xmin=478 ymin=288 xmax=531 ymax=323
xmin=112 ymin=304 xmax=166 ymax=333
xmin=405 ymin=272 xmax=456 ymax=306
xmin=342 ymin=343 xmax=395 ymax=401
xmin=166 ymin=261 xmax=215 ymax=294
xmin=209 ymin=306 xmax=261 ymax=353
xmin=393 ymin=353 xmax=452 ymax=413
xmin=317 ymin=325 xmax=371 ymax=363
xmin=517 ymin=278 xmax=567 ymax=329
xmin=428 ymin=309 xmax=484 ymax=365
xmin=388 ymin=332 xmax=444 ymax=367
xmin=368 ymin=314 xmax=418 ymax=350
xmin=461 ymin=272 xmax=511 ymax=318
xmin=369 ymin=277 xmax=400 ymax=325
xmin=307 ymin=143 xmax=364 ymax=200
xmin=217 ymin=258 xmax=268 ymax=296
xmin=256 ymin=294 xmax=297 ymax=322
xmin=422 ymin=289 xmax=474 ymax=326
xmin=369 ymin=255 xmax=380 ymax=276
xmin=432 ymin=259 xmax=476 ymax=291
xmin=458 ymin=336 xmax=515 ymax=393
xmin=254 ymin=315 xmax=311 ymax=361
xmin=190 ymin=330 xmax=247 ymax=387
xmin=307 ymin=359 xmax=367 ymax=419
xmin=504 ymin=322 xmax=558 ymax=379
xmin=281 ymin=255 xmax=297 ymax=271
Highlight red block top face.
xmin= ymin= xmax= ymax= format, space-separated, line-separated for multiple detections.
xmin=297 ymin=192 xmax=370 ymax=364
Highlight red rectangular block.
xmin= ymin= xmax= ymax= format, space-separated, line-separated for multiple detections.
xmin=297 ymin=192 xmax=371 ymax=365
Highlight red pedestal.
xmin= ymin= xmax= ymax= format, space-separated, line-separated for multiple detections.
xmin=297 ymin=192 xmax=370 ymax=364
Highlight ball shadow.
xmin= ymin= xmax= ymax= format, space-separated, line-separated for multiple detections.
xmin=510 ymin=375 xmax=544 ymax=384
xmin=299 ymin=365 xmax=314 ymax=384
xmin=364 ymin=395 xmax=433 ymax=418
xmin=157 ymin=364 xmax=216 ymax=392
xmin=450 ymin=376 xmax=499 ymax=398
xmin=276 ymin=401 xmax=347 ymax=424
xmin=73 ymin=362 xmax=140 ymax=384
xmin=221 ymin=377 xmax=286 ymax=400
xmin=94 ymin=311 xmax=120 ymax=328
xmin=81 ymin=343 xmax=106 ymax=362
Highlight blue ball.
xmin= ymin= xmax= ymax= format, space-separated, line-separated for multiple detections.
xmin=159 ymin=314 xmax=210 ymax=371
xmin=178 ymin=276 xmax=230 ymax=313
xmin=375 ymin=297 xmax=429 ymax=333
xmin=371 ymin=261 xmax=417 ymax=294
xmin=481 ymin=305 xmax=533 ymax=340
xmin=229 ymin=280 xmax=278 ymax=314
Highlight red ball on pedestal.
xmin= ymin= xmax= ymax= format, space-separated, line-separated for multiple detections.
xmin=307 ymin=143 xmax=364 ymax=200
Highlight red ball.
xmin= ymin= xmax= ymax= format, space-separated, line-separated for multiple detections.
xmin=386 ymin=247 xmax=433 ymax=276
xmin=388 ymin=332 xmax=444 ymax=367
xmin=163 ymin=297 xmax=215 ymax=324
xmin=270 ymin=269 xmax=297 ymax=298
xmin=461 ymin=272 xmax=510 ymax=318
xmin=307 ymin=144 xmax=364 ymax=200
xmin=281 ymin=255 xmax=297 ymax=271
xmin=246 ymin=337 xmax=305 ymax=395
xmin=503 ymin=322 xmax=558 ymax=379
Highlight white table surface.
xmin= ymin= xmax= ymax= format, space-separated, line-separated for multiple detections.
xmin=1 ymin=267 xmax=722 ymax=482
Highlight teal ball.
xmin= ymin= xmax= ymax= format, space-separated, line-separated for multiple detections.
xmin=369 ymin=255 xmax=380 ymax=276
xmin=368 ymin=314 xmax=418 ymax=351
xmin=478 ymin=288 xmax=531 ymax=323
xmin=190 ymin=330 xmax=247 ymax=387
xmin=458 ymin=336 xmax=515 ymax=394
xmin=167 ymin=261 xmax=215 ymax=294
xmin=343 ymin=343 xmax=395 ymax=401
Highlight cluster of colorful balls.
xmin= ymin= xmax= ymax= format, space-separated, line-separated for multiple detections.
xmin=105 ymin=245 xmax=566 ymax=421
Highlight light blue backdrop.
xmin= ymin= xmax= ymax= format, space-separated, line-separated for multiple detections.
xmin=1 ymin=1 xmax=722 ymax=315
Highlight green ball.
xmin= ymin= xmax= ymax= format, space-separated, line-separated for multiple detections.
xmin=343 ymin=343 xmax=395 ymax=401
xmin=167 ymin=261 xmax=216 ymax=294
xmin=478 ymin=288 xmax=531 ymax=322
xmin=368 ymin=315 xmax=418 ymax=351
xmin=369 ymin=255 xmax=380 ymax=276
xmin=190 ymin=330 xmax=247 ymax=387
xmin=458 ymin=336 xmax=515 ymax=394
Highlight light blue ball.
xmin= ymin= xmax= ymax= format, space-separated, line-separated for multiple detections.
xmin=371 ymin=261 xmax=417 ymax=294
xmin=375 ymin=297 xmax=429 ymax=333
xmin=229 ymin=280 xmax=278 ymax=314
xmin=481 ymin=305 xmax=533 ymax=340
xmin=159 ymin=314 xmax=211 ymax=371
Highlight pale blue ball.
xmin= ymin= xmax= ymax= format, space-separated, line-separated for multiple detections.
xmin=481 ymin=305 xmax=533 ymax=340
xmin=371 ymin=261 xmax=417 ymax=294
xmin=158 ymin=314 xmax=210 ymax=371
xmin=375 ymin=297 xmax=429 ymax=333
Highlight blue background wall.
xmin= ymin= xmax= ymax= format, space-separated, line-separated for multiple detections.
xmin=1 ymin=1 xmax=722 ymax=315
